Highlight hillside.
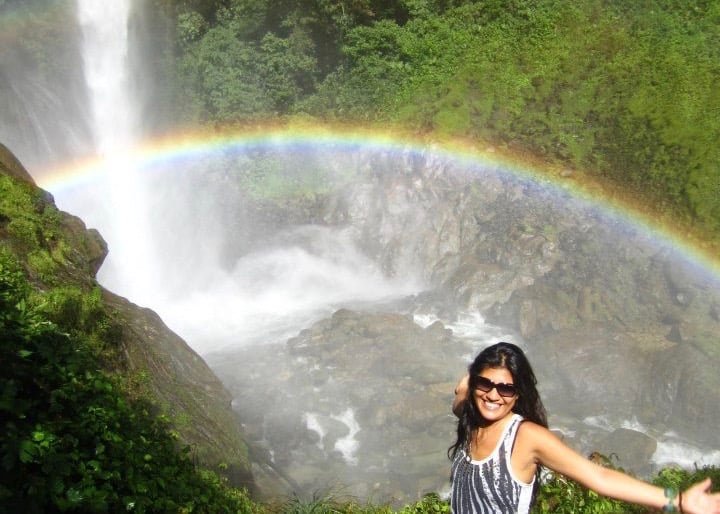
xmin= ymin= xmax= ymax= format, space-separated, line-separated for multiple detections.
xmin=161 ymin=0 xmax=720 ymax=244
xmin=0 ymin=143 xmax=255 ymax=511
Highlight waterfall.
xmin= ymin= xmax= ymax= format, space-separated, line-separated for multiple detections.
xmin=77 ymin=0 xmax=137 ymax=152
xmin=75 ymin=0 xmax=154 ymax=304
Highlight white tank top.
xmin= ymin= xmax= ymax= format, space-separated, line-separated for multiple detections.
xmin=450 ymin=414 xmax=536 ymax=514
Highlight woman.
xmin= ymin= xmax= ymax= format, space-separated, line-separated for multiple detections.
xmin=450 ymin=342 xmax=720 ymax=514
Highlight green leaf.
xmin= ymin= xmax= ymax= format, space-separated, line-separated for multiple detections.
xmin=19 ymin=440 xmax=37 ymax=463
xmin=66 ymin=488 xmax=83 ymax=504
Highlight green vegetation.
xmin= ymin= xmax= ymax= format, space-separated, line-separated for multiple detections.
xmin=0 ymin=175 xmax=66 ymax=283
xmin=0 ymin=252 xmax=259 ymax=513
xmin=0 ymin=169 xmax=256 ymax=512
xmin=215 ymin=149 xmax=349 ymax=201
xmin=163 ymin=0 xmax=720 ymax=242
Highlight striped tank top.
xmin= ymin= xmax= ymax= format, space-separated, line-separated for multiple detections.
xmin=450 ymin=414 xmax=536 ymax=514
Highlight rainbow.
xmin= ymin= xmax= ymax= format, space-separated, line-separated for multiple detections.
xmin=36 ymin=122 xmax=720 ymax=280
xmin=0 ymin=2 xmax=69 ymax=47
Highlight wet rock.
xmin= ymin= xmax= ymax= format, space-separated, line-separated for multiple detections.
xmin=640 ymin=343 xmax=720 ymax=447
xmin=214 ymin=308 xmax=465 ymax=504
xmin=594 ymin=428 xmax=657 ymax=476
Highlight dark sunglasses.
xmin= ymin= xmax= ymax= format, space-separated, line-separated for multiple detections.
xmin=475 ymin=376 xmax=517 ymax=398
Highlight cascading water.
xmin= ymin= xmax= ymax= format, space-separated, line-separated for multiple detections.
xmin=74 ymin=0 xmax=154 ymax=304
xmin=77 ymin=0 xmax=136 ymax=153
xmin=65 ymin=0 xmax=427 ymax=357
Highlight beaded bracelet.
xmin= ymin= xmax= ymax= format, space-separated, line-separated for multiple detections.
xmin=663 ymin=488 xmax=678 ymax=512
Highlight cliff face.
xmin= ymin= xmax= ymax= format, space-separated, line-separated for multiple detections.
xmin=0 ymin=142 xmax=253 ymax=490
xmin=101 ymin=290 xmax=253 ymax=488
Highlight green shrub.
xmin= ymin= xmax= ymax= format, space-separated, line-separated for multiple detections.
xmin=0 ymin=254 xmax=259 ymax=513
xmin=534 ymin=470 xmax=634 ymax=514
xmin=397 ymin=492 xmax=450 ymax=514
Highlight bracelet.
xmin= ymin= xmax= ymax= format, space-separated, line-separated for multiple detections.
xmin=663 ymin=487 xmax=678 ymax=512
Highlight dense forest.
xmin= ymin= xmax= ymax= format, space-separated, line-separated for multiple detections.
xmin=1 ymin=0 xmax=718 ymax=240
xmin=155 ymin=0 xmax=720 ymax=244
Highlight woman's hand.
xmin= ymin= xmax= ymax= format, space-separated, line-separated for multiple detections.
xmin=452 ymin=373 xmax=470 ymax=417
xmin=682 ymin=478 xmax=720 ymax=514
xmin=454 ymin=373 xmax=469 ymax=396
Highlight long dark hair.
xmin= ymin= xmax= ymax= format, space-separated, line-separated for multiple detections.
xmin=448 ymin=341 xmax=547 ymax=460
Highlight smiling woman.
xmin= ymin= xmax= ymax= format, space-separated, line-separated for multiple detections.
xmin=450 ymin=342 xmax=720 ymax=514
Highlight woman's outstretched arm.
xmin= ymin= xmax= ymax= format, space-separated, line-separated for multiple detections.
xmin=520 ymin=422 xmax=720 ymax=514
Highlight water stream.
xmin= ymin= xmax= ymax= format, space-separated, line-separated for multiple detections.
xmin=75 ymin=0 xmax=154 ymax=303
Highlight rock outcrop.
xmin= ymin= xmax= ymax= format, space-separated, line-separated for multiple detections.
xmin=212 ymin=308 xmax=467 ymax=503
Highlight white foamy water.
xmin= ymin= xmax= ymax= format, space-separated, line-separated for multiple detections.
xmin=302 ymin=409 xmax=361 ymax=465
xmin=653 ymin=440 xmax=720 ymax=469
xmin=331 ymin=409 xmax=361 ymax=465
xmin=76 ymin=0 xmax=135 ymax=152
xmin=304 ymin=413 xmax=327 ymax=450
xmin=151 ymin=227 xmax=423 ymax=354
xmin=414 ymin=311 xmax=517 ymax=360
xmin=414 ymin=311 xmax=515 ymax=341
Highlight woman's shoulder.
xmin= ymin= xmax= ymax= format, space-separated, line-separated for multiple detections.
xmin=516 ymin=418 xmax=556 ymax=442
xmin=513 ymin=419 xmax=567 ymax=467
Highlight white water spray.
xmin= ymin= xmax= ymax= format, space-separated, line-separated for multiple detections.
xmin=75 ymin=0 xmax=154 ymax=303
xmin=70 ymin=0 xmax=424 ymax=352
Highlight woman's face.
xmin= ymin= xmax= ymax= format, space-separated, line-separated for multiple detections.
xmin=473 ymin=366 xmax=518 ymax=423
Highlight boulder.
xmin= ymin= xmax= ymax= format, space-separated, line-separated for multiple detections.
xmin=593 ymin=428 xmax=658 ymax=477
